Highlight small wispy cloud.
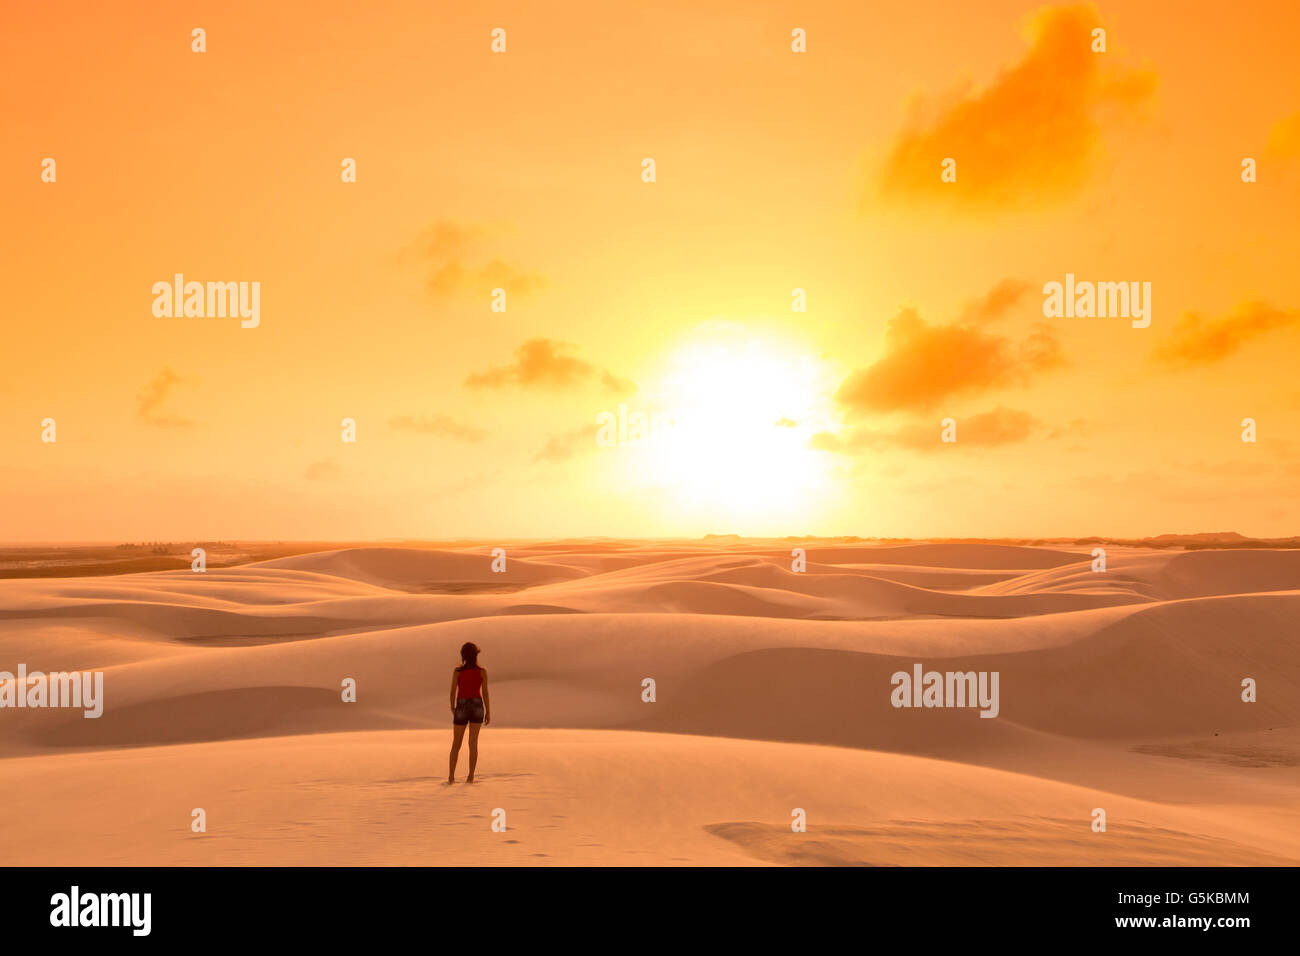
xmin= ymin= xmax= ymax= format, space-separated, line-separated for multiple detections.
xmin=813 ymin=406 xmax=1042 ymax=454
xmin=535 ymin=425 xmax=597 ymax=463
xmin=389 ymin=413 xmax=487 ymax=442
xmin=137 ymin=367 xmax=196 ymax=428
xmin=466 ymin=338 xmax=636 ymax=395
xmin=304 ymin=460 xmax=343 ymax=481
xmin=1154 ymin=301 xmax=1300 ymax=366
xmin=407 ymin=220 xmax=546 ymax=300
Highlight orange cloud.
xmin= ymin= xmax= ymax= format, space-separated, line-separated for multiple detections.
xmin=1154 ymin=301 xmax=1300 ymax=366
xmin=877 ymin=3 xmax=1155 ymax=210
xmin=534 ymin=426 xmax=597 ymax=463
xmin=136 ymin=367 xmax=195 ymax=428
xmin=466 ymin=339 xmax=636 ymax=394
xmin=813 ymin=407 xmax=1041 ymax=453
xmin=1047 ymin=417 xmax=1090 ymax=440
xmin=416 ymin=221 xmax=482 ymax=260
xmin=835 ymin=290 xmax=1064 ymax=415
xmin=960 ymin=279 xmax=1032 ymax=324
xmin=409 ymin=220 xmax=546 ymax=299
xmin=428 ymin=259 xmax=547 ymax=299
xmin=1267 ymin=110 xmax=1300 ymax=160
xmin=389 ymin=414 xmax=487 ymax=441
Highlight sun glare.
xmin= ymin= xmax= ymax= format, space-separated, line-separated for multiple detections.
xmin=629 ymin=328 xmax=836 ymax=527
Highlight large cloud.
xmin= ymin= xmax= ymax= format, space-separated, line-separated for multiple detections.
xmin=876 ymin=4 xmax=1155 ymax=210
xmin=834 ymin=284 xmax=1063 ymax=415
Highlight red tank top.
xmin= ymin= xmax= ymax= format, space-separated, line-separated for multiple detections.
xmin=456 ymin=667 xmax=482 ymax=699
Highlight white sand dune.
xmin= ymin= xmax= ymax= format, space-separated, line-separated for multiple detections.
xmin=1 ymin=730 xmax=1295 ymax=866
xmin=251 ymin=547 xmax=588 ymax=591
xmin=1 ymin=541 xmax=1296 ymax=865
xmin=795 ymin=543 xmax=1090 ymax=570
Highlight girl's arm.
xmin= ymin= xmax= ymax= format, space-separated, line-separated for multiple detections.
xmin=449 ymin=670 xmax=458 ymax=714
xmin=481 ymin=669 xmax=491 ymax=726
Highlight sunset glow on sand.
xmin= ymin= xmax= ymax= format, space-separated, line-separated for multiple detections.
xmin=2 ymin=1 xmax=1298 ymax=922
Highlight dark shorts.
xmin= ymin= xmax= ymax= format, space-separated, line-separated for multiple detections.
xmin=454 ymin=697 xmax=484 ymax=725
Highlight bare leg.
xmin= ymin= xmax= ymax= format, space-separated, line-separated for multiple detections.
xmin=467 ymin=722 xmax=482 ymax=782
xmin=449 ymin=723 xmax=467 ymax=783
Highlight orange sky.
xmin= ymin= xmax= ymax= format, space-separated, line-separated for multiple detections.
xmin=3 ymin=0 xmax=1299 ymax=541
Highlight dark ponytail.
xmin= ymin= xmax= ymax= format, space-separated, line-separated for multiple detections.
xmin=458 ymin=641 xmax=480 ymax=671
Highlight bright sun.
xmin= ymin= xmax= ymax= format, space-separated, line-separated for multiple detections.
xmin=629 ymin=327 xmax=837 ymax=528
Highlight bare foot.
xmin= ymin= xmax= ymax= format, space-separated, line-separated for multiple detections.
xmin=466 ymin=775 xmax=475 ymax=783
xmin=447 ymin=777 xmax=455 ymax=785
